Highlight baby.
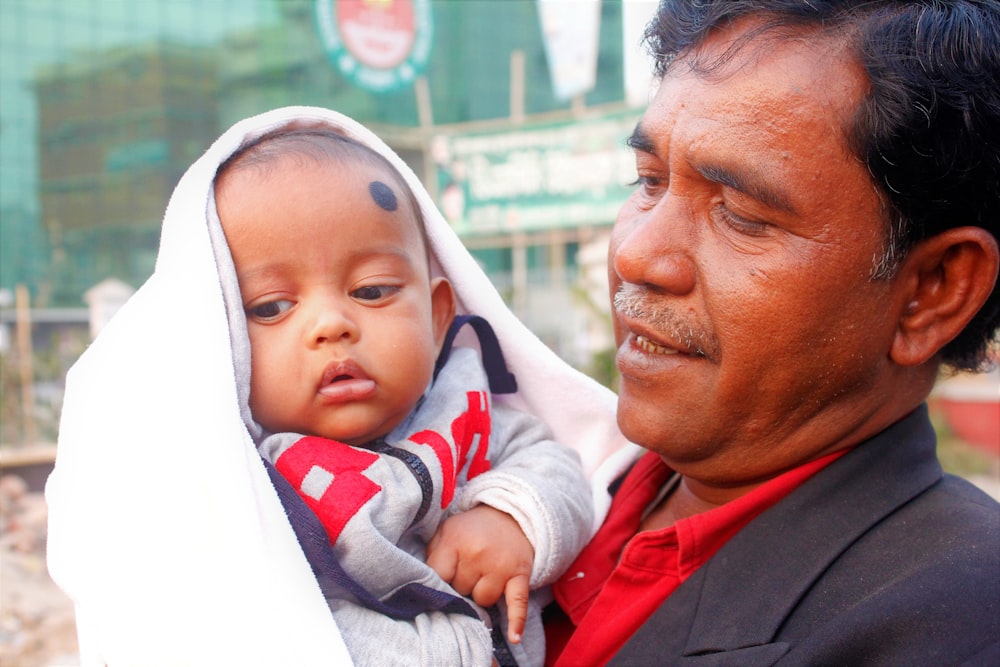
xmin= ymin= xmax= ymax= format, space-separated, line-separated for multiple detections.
xmin=46 ymin=107 xmax=626 ymax=667
xmin=213 ymin=122 xmax=592 ymax=666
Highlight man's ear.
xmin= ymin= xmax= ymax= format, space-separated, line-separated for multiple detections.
xmin=430 ymin=276 xmax=456 ymax=351
xmin=891 ymin=227 xmax=999 ymax=366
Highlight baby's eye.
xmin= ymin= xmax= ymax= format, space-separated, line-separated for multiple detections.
xmin=247 ymin=299 xmax=293 ymax=321
xmin=351 ymin=285 xmax=400 ymax=302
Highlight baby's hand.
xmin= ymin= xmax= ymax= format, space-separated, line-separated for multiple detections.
xmin=426 ymin=505 xmax=534 ymax=644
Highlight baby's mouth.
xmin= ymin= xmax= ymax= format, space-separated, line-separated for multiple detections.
xmin=318 ymin=361 xmax=376 ymax=402
xmin=320 ymin=359 xmax=367 ymax=387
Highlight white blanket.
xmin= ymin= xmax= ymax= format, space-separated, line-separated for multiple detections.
xmin=46 ymin=106 xmax=639 ymax=666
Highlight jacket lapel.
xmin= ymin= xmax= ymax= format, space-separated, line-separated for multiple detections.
xmin=611 ymin=405 xmax=942 ymax=665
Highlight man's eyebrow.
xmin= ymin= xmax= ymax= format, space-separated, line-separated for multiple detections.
xmin=626 ymin=123 xmax=797 ymax=215
xmin=626 ymin=123 xmax=656 ymax=154
xmin=698 ymin=163 xmax=798 ymax=215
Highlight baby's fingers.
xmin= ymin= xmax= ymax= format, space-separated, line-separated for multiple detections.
xmin=503 ymin=574 xmax=530 ymax=644
xmin=425 ymin=534 xmax=458 ymax=584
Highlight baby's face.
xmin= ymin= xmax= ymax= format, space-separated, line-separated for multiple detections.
xmin=216 ymin=154 xmax=453 ymax=445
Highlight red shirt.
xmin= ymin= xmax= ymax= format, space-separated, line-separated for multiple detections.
xmin=546 ymin=449 xmax=846 ymax=666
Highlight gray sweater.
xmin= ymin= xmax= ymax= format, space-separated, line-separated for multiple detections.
xmin=259 ymin=347 xmax=594 ymax=667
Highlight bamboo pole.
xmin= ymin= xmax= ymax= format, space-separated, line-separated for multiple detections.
xmin=15 ymin=284 xmax=38 ymax=445
xmin=415 ymin=74 xmax=434 ymax=129
xmin=510 ymin=49 xmax=525 ymax=124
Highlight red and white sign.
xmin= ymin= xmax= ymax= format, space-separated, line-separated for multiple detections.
xmin=316 ymin=0 xmax=433 ymax=93
xmin=337 ymin=0 xmax=415 ymax=69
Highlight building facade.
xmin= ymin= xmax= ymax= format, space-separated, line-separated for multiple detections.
xmin=1 ymin=0 xmax=655 ymax=369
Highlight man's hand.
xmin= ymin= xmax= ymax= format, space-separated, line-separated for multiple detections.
xmin=426 ymin=505 xmax=534 ymax=644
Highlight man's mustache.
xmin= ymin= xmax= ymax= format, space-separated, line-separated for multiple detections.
xmin=612 ymin=284 xmax=720 ymax=360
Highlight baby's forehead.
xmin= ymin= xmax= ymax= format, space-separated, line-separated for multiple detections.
xmin=218 ymin=128 xmax=431 ymax=253
xmin=368 ymin=179 xmax=399 ymax=213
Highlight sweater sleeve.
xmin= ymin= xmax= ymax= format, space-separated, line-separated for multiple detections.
xmin=453 ymin=401 xmax=594 ymax=588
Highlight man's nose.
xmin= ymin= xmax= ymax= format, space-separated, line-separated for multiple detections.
xmin=611 ymin=194 xmax=697 ymax=296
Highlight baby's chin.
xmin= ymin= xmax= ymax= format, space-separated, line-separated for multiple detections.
xmin=254 ymin=413 xmax=394 ymax=448
xmin=308 ymin=426 xmax=395 ymax=449
xmin=317 ymin=412 xmax=415 ymax=448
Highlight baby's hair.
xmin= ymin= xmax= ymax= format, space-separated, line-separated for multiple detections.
xmin=216 ymin=122 xmax=432 ymax=258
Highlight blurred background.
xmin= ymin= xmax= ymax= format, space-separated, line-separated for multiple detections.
xmin=0 ymin=0 xmax=668 ymax=447
xmin=0 ymin=2 xmax=995 ymax=665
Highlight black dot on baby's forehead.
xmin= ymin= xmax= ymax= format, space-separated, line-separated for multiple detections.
xmin=368 ymin=180 xmax=398 ymax=212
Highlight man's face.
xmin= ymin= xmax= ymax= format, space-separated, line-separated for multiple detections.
xmin=610 ymin=23 xmax=904 ymax=484
xmin=217 ymin=154 xmax=452 ymax=446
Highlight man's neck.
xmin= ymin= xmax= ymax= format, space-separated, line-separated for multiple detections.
xmin=638 ymin=475 xmax=759 ymax=532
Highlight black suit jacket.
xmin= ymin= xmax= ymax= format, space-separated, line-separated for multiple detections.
xmin=611 ymin=405 xmax=999 ymax=666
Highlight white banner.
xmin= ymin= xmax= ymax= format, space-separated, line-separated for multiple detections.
xmin=622 ymin=0 xmax=659 ymax=107
xmin=536 ymin=0 xmax=601 ymax=101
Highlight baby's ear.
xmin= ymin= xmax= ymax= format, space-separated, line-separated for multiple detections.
xmin=430 ymin=277 xmax=456 ymax=351
xmin=890 ymin=227 xmax=999 ymax=366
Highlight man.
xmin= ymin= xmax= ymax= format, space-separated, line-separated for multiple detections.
xmin=545 ymin=1 xmax=999 ymax=665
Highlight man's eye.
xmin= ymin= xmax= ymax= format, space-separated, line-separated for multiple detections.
xmin=247 ymin=299 xmax=293 ymax=320
xmin=628 ymin=174 xmax=666 ymax=197
xmin=717 ymin=205 xmax=769 ymax=237
xmin=351 ymin=285 xmax=399 ymax=301
xmin=628 ymin=175 xmax=659 ymax=188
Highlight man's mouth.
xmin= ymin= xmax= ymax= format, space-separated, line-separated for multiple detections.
xmin=635 ymin=334 xmax=680 ymax=356
xmin=613 ymin=284 xmax=718 ymax=360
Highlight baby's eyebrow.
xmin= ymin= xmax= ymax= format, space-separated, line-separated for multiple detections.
xmin=369 ymin=180 xmax=398 ymax=212
xmin=235 ymin=263 xmax=287 ymax=288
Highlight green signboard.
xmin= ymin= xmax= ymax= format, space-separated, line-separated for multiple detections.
xmin=433 ymin=111 xmax=640 ymax=235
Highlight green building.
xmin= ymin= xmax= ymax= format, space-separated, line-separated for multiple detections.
xmin=1 ymin=0 xmax=655 ymax=367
